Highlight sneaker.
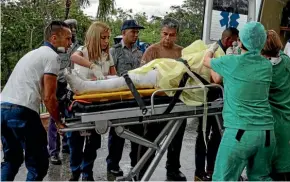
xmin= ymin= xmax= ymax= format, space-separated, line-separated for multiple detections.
xmin=50 ymin=155 xmax=61 ymax=165
xmin=82 ymin=175 xmax=94 ymax=181
xmin=166 ymin=170 xmax=187 ymax=181
xmin=69 ymin=172 xmax=80 ymax=181
xmin=194 ymin=172 xmax=211 ymax=181
xmin=107 ymin=168 xmax=124 ymax=177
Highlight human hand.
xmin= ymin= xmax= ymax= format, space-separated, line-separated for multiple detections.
xmin=90 ymin=64 xmax=105 ymax=79
xmin=55 ymin=122 xmax=67 ymax=135
xmin=207 ymin=42 xmax=219 ymax=54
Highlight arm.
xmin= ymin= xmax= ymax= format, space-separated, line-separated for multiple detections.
xmin=211 ymin=70 xmax=222 ymax=84
xmin=109 ymin=66 xmax=117 ymax=75
xmin=203 ymin=51 xmax=215 ymax=68
xmin=141 ymin=46 xmax=155 ymax=66
xmin=43 ymin=74 xmax=65 ymax=130
xmin=71 ymin=51 xmax=92 ymax=68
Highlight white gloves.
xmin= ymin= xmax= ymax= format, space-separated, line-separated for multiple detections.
xmin=90 ymin=63 xmax=106 ymax=80
xmin=226 ymin=41 xmax=239 ymax=55
xmin=207 ymin=42 xmax=219 ymax=54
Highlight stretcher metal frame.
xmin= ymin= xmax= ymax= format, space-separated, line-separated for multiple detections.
xmin=61 ymin=84 xmax=224 ymax=181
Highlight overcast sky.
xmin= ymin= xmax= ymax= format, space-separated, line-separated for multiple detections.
xmin=83 ymin=0 xmax=184 ymax=18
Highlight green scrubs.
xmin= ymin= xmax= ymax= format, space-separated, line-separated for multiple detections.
xmin=210 ymin=51 xmax=275 ymax=181
xmin=269 ymin=52 xmax=290 ymax=173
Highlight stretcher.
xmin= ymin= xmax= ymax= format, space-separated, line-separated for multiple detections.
xmin=61 ymin=81 xmax=224 ymax=181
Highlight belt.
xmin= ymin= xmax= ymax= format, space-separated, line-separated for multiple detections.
xmin=235 ymin=129 xmax=271 ymax=147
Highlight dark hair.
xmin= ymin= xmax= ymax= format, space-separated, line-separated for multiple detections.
xmin=44 ymin=21 xmax=69 ymax=41
xmin=161 ymin=17 xmax=180 ymax=32
xmin=227 ymin=27 xmax=239 ymax=37
xmin=222 ymin=27 xmax=239 ymax=39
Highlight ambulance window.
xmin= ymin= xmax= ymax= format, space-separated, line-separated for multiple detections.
xmin=213 ymin=0 xmax=248 ymax=15
xmin=210 ymin=0 xmax=249 ymax=41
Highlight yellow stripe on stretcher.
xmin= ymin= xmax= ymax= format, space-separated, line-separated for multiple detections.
xmin=73 ymin=89 xmax=166 ymax=102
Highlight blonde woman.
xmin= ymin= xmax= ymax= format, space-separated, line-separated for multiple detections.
xmin=71 ymin=21 xmax=116 ymax=80
xmin=262 ymin=30 xmax=290 ymax=181
xmin=66 ymin=21 xmax=116 ymax=181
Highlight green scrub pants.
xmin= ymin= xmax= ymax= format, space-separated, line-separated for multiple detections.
xmin=213 ymin=128 xmax=276 ymax=181
xmin=272 ymin=121 xmax=290 ymax=173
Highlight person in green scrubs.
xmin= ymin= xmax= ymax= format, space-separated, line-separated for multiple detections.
xmin=261 ymin=30 xmax=290 ymax=180
xmin=203 ymin=21 xmax=276 ymax=181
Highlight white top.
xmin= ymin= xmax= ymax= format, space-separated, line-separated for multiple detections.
xmin=1 ymin=46 xmax=60 ymax=113
xmin=74 ymin=46 xmax=114 ymax=79
xmin=284 ymin=41 xmax=290 ymax=57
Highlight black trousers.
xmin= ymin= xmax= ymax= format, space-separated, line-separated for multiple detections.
xmin=138 ymin=119 xmax=187 ymax=175
xmin=195 ymin=115 xmax=222 ymax=175
xmin=106 ymin=125 xmax=144 ymax=170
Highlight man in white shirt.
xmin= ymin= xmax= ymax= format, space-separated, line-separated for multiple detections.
xmin=1 ymin=20 xmax=72 ymax=181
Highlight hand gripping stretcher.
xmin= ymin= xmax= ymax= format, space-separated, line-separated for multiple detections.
xmin=60 ymin=61 xmax=224 ymax=181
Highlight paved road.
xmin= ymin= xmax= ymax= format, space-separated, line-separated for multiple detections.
xmin=11 ymin=119 xmax=199 ymax=181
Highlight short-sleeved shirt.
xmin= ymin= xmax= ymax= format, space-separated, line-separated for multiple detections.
xmin=1 ymin=46 xmax=60 ymax=113
xmin=210 ymin=52 xmax=274 ymax=130
xmin=141 ymin=42 xmax=183 ymax=64
xmin=269 ymin=52 xmax=290 ymax=123
xmin=110 ymin=40 xmax=142 ymax=75
xmin=74 ymin=46 xmax=114 ymax=79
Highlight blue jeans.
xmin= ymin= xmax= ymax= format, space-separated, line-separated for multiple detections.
xmin=1 ymin=103 xmax=49 ymax=181
xmin=67 ymin=130 xmax=101 ymax=178
xmin=48 ymin=117 xmax=68 ymax=156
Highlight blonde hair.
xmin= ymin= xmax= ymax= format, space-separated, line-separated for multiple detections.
xmin=262 ymin=30 xmax=283 ymax=57
xmin=85 ymin=21 xmax=110 ymax=61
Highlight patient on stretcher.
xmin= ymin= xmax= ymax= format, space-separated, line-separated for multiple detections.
xmin=65 ymin=40 xmax=225 ymax=106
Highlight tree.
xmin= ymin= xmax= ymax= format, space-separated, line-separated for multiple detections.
xmin=166 ymin=0 xmax=204 ymax=47
xmin=1 ymin=0 xmax=92 ymax=86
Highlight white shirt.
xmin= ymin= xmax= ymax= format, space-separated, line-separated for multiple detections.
xmin=284 ymin=41 xmax=290 ymax=57
xmin=74 ymin=46 xmax=114 ymax=79
xmin=1 ymin=46 xmax=60 ymax=113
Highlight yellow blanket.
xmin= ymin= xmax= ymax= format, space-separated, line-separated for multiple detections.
xmin=130 ymin=40 xmax=225 ymax=105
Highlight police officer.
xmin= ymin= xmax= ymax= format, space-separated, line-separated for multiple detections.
xmin=106 ymin=20 xmax=144 ymax=177
xmin=47 ymin=19 xmax=80 ymax=165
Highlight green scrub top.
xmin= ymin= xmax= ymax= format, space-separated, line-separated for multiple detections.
xmin=210 ymin=52 xmax=274 ymax=130
xmin=269 ymin=52 xmax=290 ymax=123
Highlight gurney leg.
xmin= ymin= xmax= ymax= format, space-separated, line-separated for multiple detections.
xmin=115 ymin=126 xmax=158 ymax=150
xmin=116 ymin=120 xmax=176 ymax=181
xmin=214 ymin=114 xmax=224 ymax=136
xmin=141 ymin=119 xmax=184 ymax=182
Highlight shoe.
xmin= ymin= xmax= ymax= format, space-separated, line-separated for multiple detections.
xmin=194 ymin=174 xmax=211 ymax=181
xmin=107 ymin=168 xmax=124 ymax=177
xmin=69 ymin=172 xmax=80 ymax=181
xmin=82 ymin=175 xmax=94 ymax=181
xmin=62 ymin=146 xmax=70 ymax=154
xmin=166 ymin=170 xmax=187 ymax=181
xmin=50 ymin=155 xmax=61 ymax=165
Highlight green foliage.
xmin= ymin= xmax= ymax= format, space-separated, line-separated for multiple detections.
xmin=1 ymin=0 xmax=92 ymax=86
xmin=1 ymin=0 xmax=204 ymax=87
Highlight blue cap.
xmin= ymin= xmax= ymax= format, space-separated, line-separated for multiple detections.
xmin=239 ymin=21 xmax=266 ymax=53
xmin=121 ymin=20 xmax=144 ymax=31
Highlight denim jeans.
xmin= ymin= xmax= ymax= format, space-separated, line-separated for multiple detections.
xmin=1 ymin=102 xmax=49 ymax=181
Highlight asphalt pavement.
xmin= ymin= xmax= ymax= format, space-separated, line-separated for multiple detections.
xmin=10 ymin=119 xmax=199 ymax=181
